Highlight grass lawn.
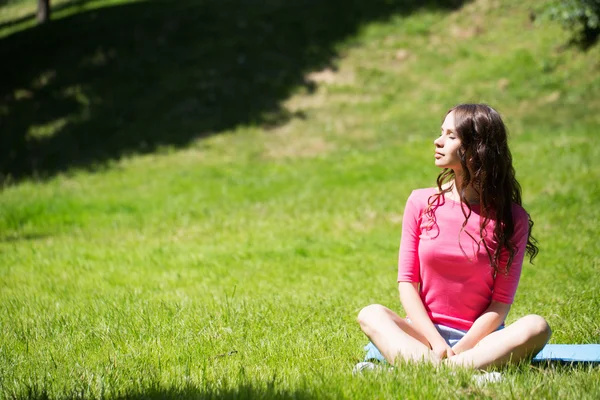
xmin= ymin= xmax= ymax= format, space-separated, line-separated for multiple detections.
xmin=1 ymin=0 xmax=599 ymax=398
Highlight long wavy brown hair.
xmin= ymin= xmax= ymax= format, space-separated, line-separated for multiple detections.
xmin=428 ymin=104 xmax=538 ymax=274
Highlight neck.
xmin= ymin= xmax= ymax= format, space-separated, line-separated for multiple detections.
xmin=451 ymin=173 xmax=479 ymax=204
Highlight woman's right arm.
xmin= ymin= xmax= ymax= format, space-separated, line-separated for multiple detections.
xmin=398 ymin=281 xmax=455 ymax=359
xmin=397 ymin=192 xmax=453 ymax=359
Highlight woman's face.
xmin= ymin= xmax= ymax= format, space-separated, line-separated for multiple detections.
xmin=434 ymin=111 xmax=463 ymax=172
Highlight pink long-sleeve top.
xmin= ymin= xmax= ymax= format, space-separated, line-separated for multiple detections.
xmin=397 ymin=188 xmax=530 ymax=331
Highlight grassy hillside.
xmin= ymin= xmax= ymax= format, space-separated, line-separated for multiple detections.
xmin=1 ymin=0 xmax=599 ymax=398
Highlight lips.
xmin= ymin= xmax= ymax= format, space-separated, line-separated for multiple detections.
xmin=435 ymin=152 xmax=444 ymax=159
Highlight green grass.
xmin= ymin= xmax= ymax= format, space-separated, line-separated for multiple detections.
xmin=1 ymin=0 xmax=600 ymax=398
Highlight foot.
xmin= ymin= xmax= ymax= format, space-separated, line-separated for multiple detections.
xmin=352 ymin=361 xmax=380 ymax=375
xmin=472 ymin=371 xmax=502 ymax=385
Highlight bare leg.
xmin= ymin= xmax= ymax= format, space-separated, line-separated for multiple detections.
xmin=446 ymin=314 xmax=551 ymax=370
xmin=357 ymin=304 xmax=439 ymax=364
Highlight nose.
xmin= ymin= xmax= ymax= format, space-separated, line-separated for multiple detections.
xmin=434 ymin=136 xmax=443 ymax=147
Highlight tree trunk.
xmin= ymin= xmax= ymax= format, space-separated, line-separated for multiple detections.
xmin=37 ymin=0 xmax=51 ymax=24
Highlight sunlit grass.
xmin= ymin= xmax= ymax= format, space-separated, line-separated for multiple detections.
xmin=1 ymin=0 xmax=599 ymax=398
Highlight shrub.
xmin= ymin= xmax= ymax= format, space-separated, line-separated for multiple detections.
xmin=543 ymin=0 xmax=600 ymax=47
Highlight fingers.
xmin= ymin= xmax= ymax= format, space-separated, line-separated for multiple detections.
xmin=441 ymin=346 xmax=455 ymax=359
xmin=432 ymin=344 xmax=454 ymax=360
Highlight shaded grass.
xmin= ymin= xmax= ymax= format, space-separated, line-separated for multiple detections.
xmin=1 ymin=0 xmax=600 ymax=398
xmin=0 ymin=0 xmax=468 ymax=182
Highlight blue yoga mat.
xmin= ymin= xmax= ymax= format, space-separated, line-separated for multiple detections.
xmin=364 ymin=342 xmax=600 ymax=364
xmin=532 ymin=344 xmax=600 ymax=363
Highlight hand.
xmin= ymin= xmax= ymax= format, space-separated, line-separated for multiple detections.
xmin=431 ymin=341 xmax=455 ymax=360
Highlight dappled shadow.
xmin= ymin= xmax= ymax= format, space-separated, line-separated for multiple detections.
xmin=1 ymin=0 xmax=468 ymax=183
xmin=0 ymin=232 xmax=49 ymax=242
xmin=573 ymin=25 xmax=600 ymax=50
xmin=0 ymin=0 xmax=95 ymax=32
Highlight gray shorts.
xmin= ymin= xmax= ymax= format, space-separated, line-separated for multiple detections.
xmin=434 ymin=323 xmax=467 ymax=347
xmin=405 ymin=318 xmax=468 ymax=346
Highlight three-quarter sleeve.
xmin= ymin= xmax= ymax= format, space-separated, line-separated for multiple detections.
xmin=397 ymin=191 xmax=422 ymax=283
xmin=491 ymin=206 xmax=530 ymax=304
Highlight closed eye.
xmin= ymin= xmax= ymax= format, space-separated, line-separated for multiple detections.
xmin=440 ymin=129 xmax=457 ymax=139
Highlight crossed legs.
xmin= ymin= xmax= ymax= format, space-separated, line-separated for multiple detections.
xmin=445 ymin=314 xmax=552 ymax=369
xmin=357 ymin=304 xmax=551 ymax=370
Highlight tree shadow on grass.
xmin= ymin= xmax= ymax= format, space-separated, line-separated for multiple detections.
xmin=0 ymin=0 xmax=468 ymax=184
xmin=0 ymin=0 xmax=96 ymax=32
xmin=21 ymin=383 xmax=333 ymax=400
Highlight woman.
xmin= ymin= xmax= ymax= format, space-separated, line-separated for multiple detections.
xmin=357 ymin=104 xmax=551 ymax=370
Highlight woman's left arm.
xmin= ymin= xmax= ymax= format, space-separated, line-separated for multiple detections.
xmin=451 ymin=301 xmax=511 ymax=354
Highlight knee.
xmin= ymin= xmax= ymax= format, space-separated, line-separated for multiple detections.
xmin=357 ymin=304 xmax=388 ymax=328
xmin=522 ymin=314 xmax=552 ymax=343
